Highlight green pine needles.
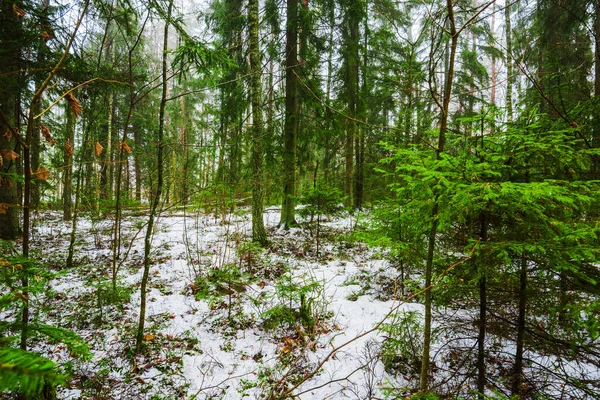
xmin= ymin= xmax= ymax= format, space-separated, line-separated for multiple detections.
xmin=371 ymin=109 xmax=600 ymax=395
xmin=0 ymin=245 xmax=92 ymax=397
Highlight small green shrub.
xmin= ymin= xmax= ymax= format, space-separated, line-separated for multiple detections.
xmin=380 ymin=310 xmax=423 ymax=376
xmin=237 ymin=241 xmax=264 ymax=272
xmin=261 ymin=273 xmax=328 ymax=334
xmin=297 ymin=186 xmax=345 ymax=223
xmin=79 ymin=276 xmax=133 ymax=327
xmin=193 ymin=264 xmax=254 ymax=301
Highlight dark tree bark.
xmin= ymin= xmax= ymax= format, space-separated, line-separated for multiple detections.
xmin=342 ymin=0 xmax=360 ymax=208
xmin=0 ymin=0 xmax=22 ymax=240
xmin=354 ymin=7 xmax=368 ymax=209
xmin=31 ymin=0 xmax=50 ymax=208
xmin=512 ymin=256 xmax=528 ymax=397
xmin=594 ymin=0 xmax=600 ymax=176
xmin=279 ymin=0 xmax=299 ymax=228
xmin=322 ymin=2 xmax=334 ymax=187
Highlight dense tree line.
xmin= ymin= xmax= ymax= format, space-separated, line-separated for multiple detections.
xmin=1 ymin=0 xmax=599 ymax=397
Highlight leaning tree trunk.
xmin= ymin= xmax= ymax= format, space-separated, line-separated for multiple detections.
xmin=136 ymin=0 xmax=172 ymax=353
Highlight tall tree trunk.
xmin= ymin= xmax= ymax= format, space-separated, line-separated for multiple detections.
xmin=136 ymin=0 xmax=172 ymax=353
xmin=477 ymin=212 xmax=487 ymax=399
xmin=490 ymin=2 xmax=496 ymax=104
xmin=593 ymin=0 xmax=600 ymax=177
xmin=111 ymin=19 xmax=148 ymax=291
xmin=31 ymin=0 xmax=49 ymax=208
xmin=280 ymin=0 xmax=299 ymax=228
xmin=180 ymin=95 xmax=188 ymax=204
xmin=102 ymin=92 xmax=114 ymax=200
xmin=468 ymin=3 xmax=477 ymax=136
xmin=67 ymin=125 xmax=89 ymax=269
xmin=505 ymin=0 xmax=513 ymax=123
xmin=134 ymin=125 xmax=142 ymax=202
xmin=420 ymin=0 xmax=458 ymax=390
xmin=323 ymin=4 xmax=334 ymax=186
xmin=265 ymin=32 xmax=275 ymax=205
xmin=343 ymin=0 xmax=359 ymax=208
xmin=249 ymin=0 xmax=268 ymax=245
xmin=19 ymin=0 xmax=89 ymax=352
xmin=63 ymin=106 xmax=74 ymax=220
xmin=354 ymin=7 xmax=368 ymax=210
xmin=0 ymin=1 xmax=21 ymax=240
xmin=512 ymin=256 xmax=528 ymax=397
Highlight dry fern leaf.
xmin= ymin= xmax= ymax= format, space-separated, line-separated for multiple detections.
xmin=65 ymin=93 xmax=82 ymax=117
xmin=3 ymin=129 xmax=11 ymax=142
xmin=95 ymin=141 xmax=103 ymax=157
xmin=41 ymin=125 xmax=56 ymax=146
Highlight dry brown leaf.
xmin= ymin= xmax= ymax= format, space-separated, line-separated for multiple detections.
xmin=41 ymin=125 xmax=56 ymax=146
xmin=0 ymin=203 xmax=9 ymax=215
xmin=95 ymin=141 xmax=103 ymax=157
xmin=41 ymin=29 xmax=54 ymax=42
xmin=65 ymin=138 xmax=73 ymax=158
xmin=119 ymin=141 xmax=131 ymax=154
xmin=1 ymin=150 xmax=19 ymax=161
xmin=65 ymin=93 xmax=82 ymax=117
xmin=3 ymin=129 xmax=11 ymax=142
xmin=35 ymin=167 xmax=50 ymax=181
xmin=123 ymin=142 xmax=131 ymax=153
xmin=143 ymin=334 xmax=154 ymax=341
xmin=13 ymin=4 xmax=25 ymax=18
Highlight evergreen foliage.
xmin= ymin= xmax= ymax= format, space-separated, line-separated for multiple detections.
xmin=1 ymin=0 xmax=600 ymax=397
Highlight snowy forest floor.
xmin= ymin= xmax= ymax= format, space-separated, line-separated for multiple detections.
xmin=2 ymin=207 xmax=598 ymax=399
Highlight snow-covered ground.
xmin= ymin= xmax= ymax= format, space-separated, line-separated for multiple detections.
xmin=2 ymin=208 xmax=598 ymax=399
